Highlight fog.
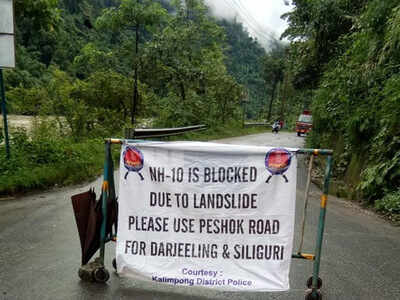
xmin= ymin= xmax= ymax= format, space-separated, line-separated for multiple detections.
xmin=204 ymin=0 xmax=293 ymax=48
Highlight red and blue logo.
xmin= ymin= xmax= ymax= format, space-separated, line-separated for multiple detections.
xmin=265 ymin=148 xmax=292 ymax=183
xmin=123 ymin=146 xmax=144 ymax=180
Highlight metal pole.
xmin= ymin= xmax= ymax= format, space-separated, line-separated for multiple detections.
xmin=311 ymin=155 xmax=333 ymax=294
xmin=0 ymin=69 xmax=10 ymax=159
xmin=298 ymin=154 xmax=314 ymax=253
xmin=99 ymin=141 xmax=110 ymax=264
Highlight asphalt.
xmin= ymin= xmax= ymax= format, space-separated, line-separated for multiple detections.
xmin=0 ymin=132 xmax=399 ymax=300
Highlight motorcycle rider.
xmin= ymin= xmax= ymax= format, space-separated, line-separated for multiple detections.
xmin=272 ymin=119 xmax=281 ymax=133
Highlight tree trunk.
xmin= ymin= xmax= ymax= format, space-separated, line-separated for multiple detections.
xmin=131 ymin=10 xmax=140 ymax=126
xmin=179 ymin=81 xmax=186 ymax=101
xmin=280 ymin=73 xmax=288 ymax=122
xmin=267 ymin=81 xmax=277 ymax=120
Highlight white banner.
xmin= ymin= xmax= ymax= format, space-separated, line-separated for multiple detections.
xmin=117 ymin=141 xmax=297 ymax=292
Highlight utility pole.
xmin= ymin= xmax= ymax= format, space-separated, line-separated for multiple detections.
xmin=0 ymin=0 xmax=14 ymax=159
xmin=0 ymin=69 xmax=10 ymax=159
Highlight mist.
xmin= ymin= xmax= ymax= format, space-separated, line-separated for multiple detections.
xmin=204 ymin=0 xmax=292 ymax=49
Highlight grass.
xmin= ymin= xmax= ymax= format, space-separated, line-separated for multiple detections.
xmin=0 ymin=124 xmax=271 ymax=196
xmin=0 ymin=137 xmax=105 ymax=196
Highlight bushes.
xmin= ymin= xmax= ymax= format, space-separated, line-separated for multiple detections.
xmin=375 ymin=189 xmax=400 ymax=222
xmin=0 ymin=117 xmax=271 ymax=195
xmin=284 ymin=0 xmax=400 ymax=221
xmin=0 ymin=122 xmax=104 ymax=195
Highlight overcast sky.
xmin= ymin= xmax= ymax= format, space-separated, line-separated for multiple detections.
xmin=204 ymin=0 xmax=294 ymax=48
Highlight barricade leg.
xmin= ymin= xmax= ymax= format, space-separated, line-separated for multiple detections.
xmin=307 ymin=155 xmax=333 ymax=299
xmin=100 ymin=142 xmax=110 ymax=263
xmin=91 ymin=141 xmax=111 ymax=283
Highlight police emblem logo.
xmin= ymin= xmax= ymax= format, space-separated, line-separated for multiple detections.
xmin=123 ymin=146 xmax=144 ymax=180
xmin=264 ymin=148 xmax=292 ymax=183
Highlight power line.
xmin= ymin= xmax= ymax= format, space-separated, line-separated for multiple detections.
xmin=229 ymin=0 xmax=273 ymax=40
xmin=235 ymin=0 xmax=277 ymax=40
xmin=220 ymin=0 xmax=275 ymax=43
xmin=237 ymin=0 xmax=274 ymax=36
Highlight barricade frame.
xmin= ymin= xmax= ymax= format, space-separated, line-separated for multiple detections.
xmin=96 ymin=139 xmax=333 ymax=299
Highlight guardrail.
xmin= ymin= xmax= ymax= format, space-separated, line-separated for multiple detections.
xmin=125 ymin=124 xmax=207 ymax=139
xmin=244 ymin=122 xmax=271 ymax=127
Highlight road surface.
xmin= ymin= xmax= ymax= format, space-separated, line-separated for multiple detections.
xmin=0 ymin=132 xmax=399 ymax=300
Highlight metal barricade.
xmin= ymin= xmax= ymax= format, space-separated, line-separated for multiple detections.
xmin=79 ymin=139 xmax=332 ymax=300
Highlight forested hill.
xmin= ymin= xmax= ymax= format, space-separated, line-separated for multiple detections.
xmin=3 ymin=0 xmax=294 ymax=195
xmin=1 ymin=0 xmax=398 ymax=220
xmin=218 ymin=19 xmax=268 ymax=119
xmin=282 ymin=0 xmax=400 ymax=220
xmin=4 ymin=0 xmax=272 ymax=125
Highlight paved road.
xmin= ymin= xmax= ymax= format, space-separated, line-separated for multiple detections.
xmin=0 ymin=132 xmax=399 ymax=300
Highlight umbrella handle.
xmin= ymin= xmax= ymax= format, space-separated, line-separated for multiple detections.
xmin=124 ymin=172 xmax=129 ymax=180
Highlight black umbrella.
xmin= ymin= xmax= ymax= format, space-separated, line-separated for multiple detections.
xmin=71 ymin=146 xmax=117 ymax=266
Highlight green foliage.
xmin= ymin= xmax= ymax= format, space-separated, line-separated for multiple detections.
xmin=284 ymin=0 xmax=400 ymax=218
xmin=359 ymin=134 xmax=400 ymax=201
xmin=96 ymin=0 xmax=168 ymax=32
xmin=14 ymin=0 xmax=60 ymax=36
xmin=218 ymin=20 xmax=267 ymax=120
xmin=142 ymin=0 xmax=243 ymax=127
xmin=375 ymin=189 xmax=400 ymax=217
xmin=261 ymin=42 xmax=286 ymax=120
xmin=1 ymin=0 xmax=271 ymax=195
xmin=7 ymin=86 xmax=49 ymax=115
xmin=72 ymin=43 xmax=116 ymax=78
xmin=41 ymin=68 xmax=133 ymax=138
xmin=6 ymin=0 xmax=265 ymax=131
xmin=0 ymin=121 xmax=104 ymax=195
xmin=14 ymin=0 xmax=61 ymax=66
xmin=4 ymin=46 xmax=48 ymax=90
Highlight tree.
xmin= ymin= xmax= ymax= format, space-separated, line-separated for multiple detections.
xmin=261 ymin=42 xmax=285 ymax=120
xmin=142 ymin=0 xmax=242 ymax=126
xmin=281 ymin=0 xmax=367 ymax=89
xmin=14 ymin=0 xmax=60 ymax=66
xmin=282 ymin=0 xmax=400 ymax=211
xmin=72 ymin=43 xmax=116 ymax=79
xmin=96 ymin=0 xmax=167 ymax=126
xmin=219 ymin=19 xmax=267 ymax=119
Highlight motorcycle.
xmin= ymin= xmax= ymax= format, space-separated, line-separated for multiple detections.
xmin=272 ymin=122 xmax=280 ymax=134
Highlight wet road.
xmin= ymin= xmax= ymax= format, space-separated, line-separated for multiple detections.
xmin=0 ymin=132 xmax=399 ymax=300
